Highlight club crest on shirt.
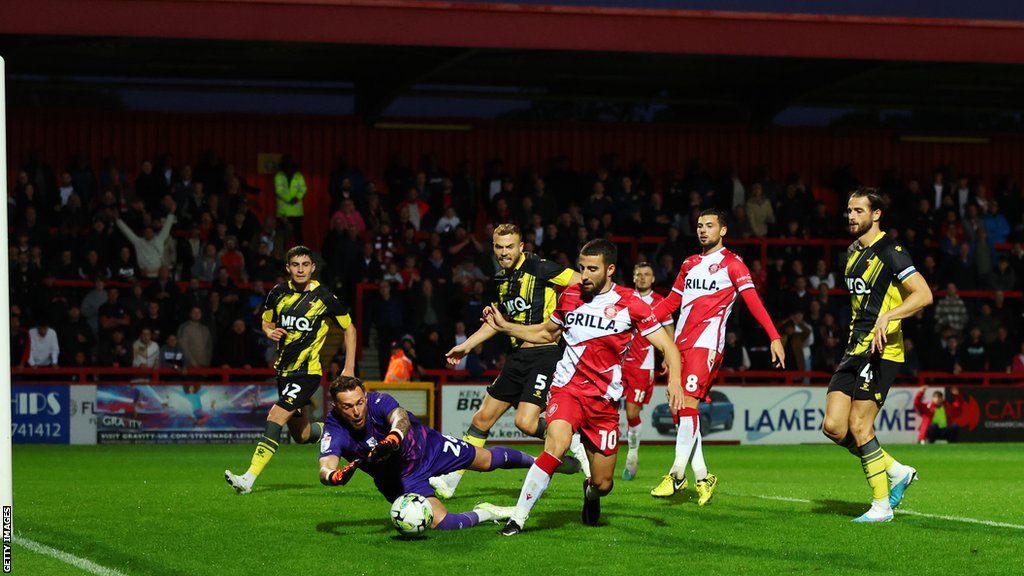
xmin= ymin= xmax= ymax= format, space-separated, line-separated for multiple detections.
xmin=708 ymin=263 xmax=720 ymax=274
xmin=366 ymin=437 xmax=378 ymax=449
xmin=603 ymin=305 xmax=619 ymax=319
xmin=547 ymin=403 xmax=558 ymax=418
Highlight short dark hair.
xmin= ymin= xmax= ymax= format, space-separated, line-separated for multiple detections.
xmin=850 ymin=187 xmax=888 ymax=213
xmin=329 ymin=375 xmax=365 ymax=397
xmin=698 ymin=208 xmax=729 ymax=226
xmin=286 ymin=245 xmax=313 ymax=262
xmin=633 ymin=261 xmax=654 ymax=273
xmin=580 ymin=238 xmax=618 ymax=265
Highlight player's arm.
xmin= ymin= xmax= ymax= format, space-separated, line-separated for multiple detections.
xmin=368 ymin=407 xmax=410 ymax=463
xmin=647 ymin=327 xmax=683 ymax=411
xmin=446 ymin=321 xmax=498 ymax=366
xmin=483 ymin=305 xmax=561 ymax=345
xmin=871 ymin=258 xmax=933 ymax=353
xmin=730 ymin=260 xmax=785 ymax=369
xmin=319 ymin=455 xmax=360 ymax=486
xmin=652 ymin=265 xmax=688 ymax=322
xmin=261 ymin=289 xmax=287 ymax=341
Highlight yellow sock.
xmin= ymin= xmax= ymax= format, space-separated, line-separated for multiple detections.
xmin=455 ymin=433 xmax=488 ymax=477
xmin=245 ymin=437 xmax=279 ymax=477
xmin=859 ymin=440 xmax=889 ymax=501
xmin=880 ymin=449 xmax=899 ymax=474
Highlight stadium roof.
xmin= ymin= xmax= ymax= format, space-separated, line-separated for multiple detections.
xmin=2 ymin=1 xmax=1023 ymax=121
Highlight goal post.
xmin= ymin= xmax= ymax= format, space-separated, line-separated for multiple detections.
xmin=0 ymin=54 xmax=13 ymax=573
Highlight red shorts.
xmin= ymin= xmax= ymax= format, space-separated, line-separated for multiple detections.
xmin=546 ymin=386 xmax=621 ymax=456
xmin=680 ymin=347 xmax=722 ymax=401
xmin=621 ymin=365 xmax=655 ymax=405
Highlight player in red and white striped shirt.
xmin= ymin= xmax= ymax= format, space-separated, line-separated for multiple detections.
xmin=650 ymin=209 xmax=785 ymax=505
xmin=621 ymin=262 xmax=666 ymax=481
xmin=484 ymin=239 xmax=683 ymax=535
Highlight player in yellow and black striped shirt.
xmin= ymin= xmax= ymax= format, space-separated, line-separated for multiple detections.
xmin=225 ymin=245 xmax=357 ymax=494
xmin=823 ymin=189 xmax=933 ymax=523
xmin=433 ymin=224 xmax=580 ymax=498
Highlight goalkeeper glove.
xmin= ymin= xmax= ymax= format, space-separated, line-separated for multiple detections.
xmin=368 ymin=431 xmax=403 ymax=463
xmin=327 ymin=460 xmax=359 ymax=486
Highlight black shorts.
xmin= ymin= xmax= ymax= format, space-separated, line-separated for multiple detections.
xmin=487 ymin=344 xmax=561 ymax=408
xmin=827 ymin=355 xmax=900 ymax=407
xmin=276 ymin=374 xmax=322 ymax=410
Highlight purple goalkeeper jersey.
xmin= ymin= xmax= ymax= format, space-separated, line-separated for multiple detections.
xmin=320 ymin=391 xmax=475 ymax=500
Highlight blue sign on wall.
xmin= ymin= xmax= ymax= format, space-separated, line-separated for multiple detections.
xmin=11 ymin=385 xmax=70 ymax=444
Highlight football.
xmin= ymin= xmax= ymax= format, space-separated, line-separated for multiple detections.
xmin=390 ymin=493 xmax=434 ymax=536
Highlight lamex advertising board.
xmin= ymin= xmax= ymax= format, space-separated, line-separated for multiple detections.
xmin=440 ymin=383 xmax=924 ymax=444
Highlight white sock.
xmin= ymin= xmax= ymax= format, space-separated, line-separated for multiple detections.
xmin=511 ymin=464 xmax=553 ymax=525
xmin=441 ymin=469 xmax=465 ymax=491
xmin=885 ymin=456 xmax=909 ymax=480
xmin=670 ymin=410 xmax=699 ymax=480
xmin=871 ymin=498 xmax=892 ymax=514
xmin=569 ymin=433 xmax=592 ymax=478
xmin=241 ymin=471 xmax=256 ymax=483
xmin=690 ymin=426 xmax=708 ymax=482
xmin=626 ymin=424 xmax=641 ymax=460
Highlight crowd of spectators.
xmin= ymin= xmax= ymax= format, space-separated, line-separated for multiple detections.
xmin=9 ymin=150 xmax=1024 ymax=379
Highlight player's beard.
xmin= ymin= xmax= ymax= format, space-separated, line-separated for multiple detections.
xmin=849 ymin=219 xmax=871 ymax=237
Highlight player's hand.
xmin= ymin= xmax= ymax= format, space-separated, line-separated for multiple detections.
xmin=267 ymin=327 xmax=288 ymax=342
xmin=329 ymin=460 xmax=360 ymax=486
xmin=950 ymin=386 xmax=960 ymax=396
xmin=666 ymin=379 xmax=684 ymax=412
xmin=870 ymin=313 xmax=891 ymax=354
xmin=445 ymin=343 xmax=470 ymax=366
xmin=341 ymin=367 xmax=355 ymax=378
xmin=482 ymin=305 xmax=507 ymax=331
xmin=918 ymin=384 xmax=928 ymax=394
xmin=368 ymin=432 xmax=402 ymax=463
xmin=769 ymin=338 xmax=786 ymax=369
xmin=659 ymin=360 xmax=669 ymax=377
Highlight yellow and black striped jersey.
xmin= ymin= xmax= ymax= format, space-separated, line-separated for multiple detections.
xmin=262 ymin=280 xmax=352 ymax=377
xmin=843 ymin=232 xmax=918 ymax=362
xmin=493 ymin=252 xmax=575 ymax=348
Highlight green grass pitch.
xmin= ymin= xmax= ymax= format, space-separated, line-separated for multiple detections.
xmin=11 ymin=443 xmax=1024 ymax=575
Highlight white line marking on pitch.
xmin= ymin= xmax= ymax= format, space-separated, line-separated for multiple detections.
xmin=15 ymin=535 xmax=130 ymax=576
xmin=744 ymin=494 xmax=1024 ymax=530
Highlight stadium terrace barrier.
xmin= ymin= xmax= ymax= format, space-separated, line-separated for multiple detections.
xmin=419 ymin=369 xmax=1024 ymax=388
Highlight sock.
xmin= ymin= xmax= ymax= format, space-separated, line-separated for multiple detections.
xmin=690 ymin=425 xmax=708 ymax=482
xmin=569 ymin=433 xmax=592 ymax=478
xmin=445 ymin=425 xmax=489 ymax=487
xmin=626 ymin=424 xmax=641 ymax=459
xmin=881 ymin=449 xmax=908 ymax=479
xmin=858 ymin=437 xmax=890 ymax=504
xmin=434 ymin=511 xmax=481 ymax=530
xmin=669 ymin=407 xmax=699 ymax=480
xmin=836 ymin=431 xmax=859 ymax=456
xmin=585 ymin=478 xmax=612 ymax=500
xmin=511 ymin=451 xmax=559 ymax=525
xmin=245 ymin=421 xmax=282 ymax=478
xmin=485 ymin=447 xmax=535 ymax=471
xmin=532 ymin=418 xmax=548 ymax=440
xmin=307 ymin=421 xmax=324 ymax=444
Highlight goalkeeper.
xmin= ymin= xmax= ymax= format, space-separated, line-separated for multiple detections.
xmin=318 ymin=376 xmax=580 ymax=530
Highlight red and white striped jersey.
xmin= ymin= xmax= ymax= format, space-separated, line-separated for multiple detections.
xmin=662 ymin=248 xmax=754 ymax=354
xmin=622 ymin=290 xmax=665 ymax=371
xmin=549 ymin=284 xmax=662 ymax=401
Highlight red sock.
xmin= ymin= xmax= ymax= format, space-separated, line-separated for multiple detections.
xmin=627 ymin=415 xmax=642 ymax=428
xmin=678 ymin=407 xmax=699 ymax=431
xmin=535 ymin=451 xmax=561 ymax=476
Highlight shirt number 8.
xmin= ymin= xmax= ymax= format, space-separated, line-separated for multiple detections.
xmin=684 ymin=374 xmax=699 ymax=393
